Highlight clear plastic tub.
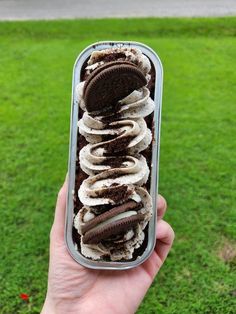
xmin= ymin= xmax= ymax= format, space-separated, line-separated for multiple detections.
xmin=65 ymin=41 xmax=163 ymax=270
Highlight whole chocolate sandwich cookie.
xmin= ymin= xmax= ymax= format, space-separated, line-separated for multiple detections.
xmin=74 ymin=47 xmax=155 ymax=261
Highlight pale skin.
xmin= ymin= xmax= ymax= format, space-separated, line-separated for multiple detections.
xmin=41 ymin=177 xmax=175 ymax=314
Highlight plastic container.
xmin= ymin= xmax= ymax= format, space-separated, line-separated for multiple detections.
xmin=65 ymin=41 xmax=163 ymax=270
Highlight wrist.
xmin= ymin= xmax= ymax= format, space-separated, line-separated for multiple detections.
xmin=41 ymin=293 xmax=83 ymax=314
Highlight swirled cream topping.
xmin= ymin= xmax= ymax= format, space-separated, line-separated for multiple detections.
xmin=74 ymin=186 xmax=152 ymax=261
xmin=74 ymin=47 xmax=155 ymax=261
xmin=77 ymin=84 xmax=154 ymax=117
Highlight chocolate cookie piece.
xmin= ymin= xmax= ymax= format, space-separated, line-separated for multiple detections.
xmin=81 ymin=201 xmax=142 ymax=234
xmin=82 ymin=213 xmax=145 ymax=244
xmin=83 ymin=61 xmax=136 ymax=95
xmin=83 ymin=61 xmax=147 ymax=114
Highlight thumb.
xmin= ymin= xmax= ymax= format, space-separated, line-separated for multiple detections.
xmin=50 ymin=174 xmax=68 ymax=240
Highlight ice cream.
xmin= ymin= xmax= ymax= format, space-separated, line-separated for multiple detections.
xmin=73 ymin=47 xmax=155 ymax=261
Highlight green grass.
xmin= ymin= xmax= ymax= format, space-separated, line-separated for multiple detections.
xmin=0 ymin=17 xmax=236 ymax=313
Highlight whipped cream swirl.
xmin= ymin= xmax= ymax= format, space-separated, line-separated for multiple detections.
xmin=74 ymin=186 xmax=152 ymax=261
xmin=78 ymin=117 xmax=151 ymax=205
xmin=77 ymin=85 xmax=154 ymax=117
xmin=75 ymin=47 xmax=154 ymax=260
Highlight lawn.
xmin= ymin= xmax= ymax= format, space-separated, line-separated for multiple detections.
xmin=0 ymin=17 xmax=236 ymax=313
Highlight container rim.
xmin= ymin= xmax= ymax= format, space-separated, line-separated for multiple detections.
xmin=65 ymin=41 xmax=163 ymax=270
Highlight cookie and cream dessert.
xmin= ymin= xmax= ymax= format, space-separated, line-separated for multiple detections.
xmin=73 ymin=47 xmax=155 ymax=261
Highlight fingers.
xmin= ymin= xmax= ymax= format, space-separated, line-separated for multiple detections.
xmin=155 ymin=220 xmax=175 ymax=263
xmin=156 ymin=196 xmax=174 ymax=262
xmin=141 ymin=218 xmax=174 ymax=279
xmin=50 ymin=174 xmax=68 ymax=240
xmin=157 ymin=194 xmax=167 ymax=220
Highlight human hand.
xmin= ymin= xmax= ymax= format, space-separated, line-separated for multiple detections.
xmin=41 ymin=176 xmax=174 ymax=314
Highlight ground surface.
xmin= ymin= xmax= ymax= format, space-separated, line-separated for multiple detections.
xmin=1 ymin=0 xmax=236 ymax=20
xmin=0 ymin=17 xmax=236 ymax=314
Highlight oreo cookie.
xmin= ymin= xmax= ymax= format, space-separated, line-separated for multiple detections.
xmin=81 ymin=201 xmax=142 ymax=235
xmin=83 ymin=61 xmax=147 ymax=114
xmin=82 ymin=213 xmax=145 ymax=245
